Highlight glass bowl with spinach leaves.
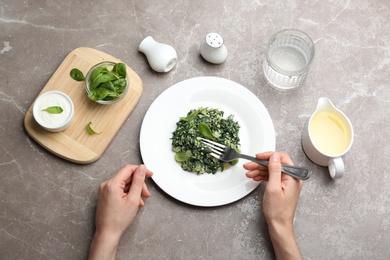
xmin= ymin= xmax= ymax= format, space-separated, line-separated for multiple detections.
xmin=71 ymin=61 xmax=129 ymax=105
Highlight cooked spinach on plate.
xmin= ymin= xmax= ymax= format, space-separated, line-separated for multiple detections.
xmin=171 ymin=107 xmax=240 ymax=174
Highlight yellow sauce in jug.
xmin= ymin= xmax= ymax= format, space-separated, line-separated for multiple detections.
xmin=309 ymin=111 xmax=351 ymax=155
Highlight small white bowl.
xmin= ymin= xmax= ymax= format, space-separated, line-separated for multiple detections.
xmin=33 ymin=90 xmax=74 ymax=132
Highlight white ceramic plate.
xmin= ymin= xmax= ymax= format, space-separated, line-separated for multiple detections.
xmin=140 ymin=77 xmax=275 ymax=207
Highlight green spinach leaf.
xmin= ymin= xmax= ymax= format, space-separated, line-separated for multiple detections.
xmin=70 ymin=68 xmax=85 ymax=81
xmin=180 ymin=109 xmax=200 ymax=122
xmin=42 ymin=106 xmax=63 ymax=114
xmin=113 ymin=63 xmax=127 ymax=78
xmin=86 ymin=122 xmax=101 ymax=135
xmin=175 ymin=151 xmax=191 ymax=162
xmin=90 ymin=71 xmax=118 ymax=89
xmin=88 ymin=88 xmax=110 ymax=101
xmin=198 ymin=122 xmax=215 ymax=140
xmin=112 ymin=78 xmax=127 ymax=93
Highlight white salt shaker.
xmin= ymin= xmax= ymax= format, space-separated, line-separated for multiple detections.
xmin=199 ymin=33 xmax=228 ymax=64
xmin=139 ymin=36 xmax=177 ymax=73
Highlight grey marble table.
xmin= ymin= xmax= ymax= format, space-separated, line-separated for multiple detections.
xmin=1 ymin=0 xmax=389 ymax=259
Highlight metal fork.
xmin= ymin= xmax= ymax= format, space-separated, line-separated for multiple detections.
xmin=201 ymin=138 xmax=311 ymax=180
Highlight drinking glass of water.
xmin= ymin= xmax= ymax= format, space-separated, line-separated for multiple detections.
xmin=263 ymin=29 xmax=315 ymax=91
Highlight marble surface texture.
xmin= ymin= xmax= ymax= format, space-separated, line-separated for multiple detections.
xmin=1 ymin=0 xmax=390 ymax=259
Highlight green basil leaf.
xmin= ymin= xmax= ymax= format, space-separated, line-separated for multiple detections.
xmin=175 ymin=151 xmax=191 ymax=162
xmin=90 ymin=67 xmax=108 ymax=89
xmin=98 ymin=81 xmax=116 ymax=92
xmin=86 ymin=122 xmax=101 ymax=135
xmin=103 ymin=94 xmax=119 ymax=101
xmin=42 ymin=106 xmax=63 ymax=114
xmin=88 ymin=88 xmax=109 ymax=101
xmin=70 ymin=68 xmax=85 ymax=81
xmin=180 ymin=110 xmax=200 ymax=122
xmin=90 ymin=66 xmax=108 ymax=80
xmin=112 ymin=78 xmax=127 ymax=93
xmin=113 ymin=63 xmax=127 ymax=78
xmin=198 ymin=122 xmax=215 ymax=140
xmin=93 ymin=72 xmax=118 ymax=89
xmin=100 ymin=71 xmax=118 ymax=83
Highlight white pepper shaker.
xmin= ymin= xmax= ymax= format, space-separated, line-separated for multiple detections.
xmin=199 ymin=33 xmax=228 ymax=64
xmin=139 ymin=36 xmax=177 ymax=73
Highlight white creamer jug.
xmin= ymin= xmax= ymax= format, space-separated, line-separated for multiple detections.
xmin=302 ymin=98 xmax=354 ymax=179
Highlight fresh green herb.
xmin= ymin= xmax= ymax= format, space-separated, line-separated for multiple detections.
xmin=113 ymin=63 xmax=127 ymax=78
xmin=70 ymin=62 xmax=127 ymax=102
xmin=90 ymin=67 xmax=118 ymax=89
xmin=174 ymin=151 xmax=191 ymax=162
xmin=70 ymin=68 xmax=85 ymax=81
xmin=198 ymin=122 xmax=215 ymax=140
xmin=171 ymin=107 xmax=240 ymax=174
xmin=42 ymin=106 xmax=63 ymax=114
xmin=86 ymin=122 xmax=101 ymax=135
xmin=88 ymin=88 xmax=110 ymax=101
xmin=180 ymin=109 xmax=201 ymax=122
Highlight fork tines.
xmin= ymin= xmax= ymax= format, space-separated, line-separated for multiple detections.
xmin=200 ymin=138 xmax=225 ymax=158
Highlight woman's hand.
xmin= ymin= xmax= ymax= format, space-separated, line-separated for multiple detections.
xmin=244 ymin=152 xmax=303 ymax=260
xmin=244 ymin=152 xmax=294 ymax=182
xmin=89 ymin=164 xmax=153 ymax=260
xmin=244 ymin=152 xmax=302 ymax=224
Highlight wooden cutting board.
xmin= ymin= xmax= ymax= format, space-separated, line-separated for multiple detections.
xmin=24 ymin=47 xmax=143 ymax=164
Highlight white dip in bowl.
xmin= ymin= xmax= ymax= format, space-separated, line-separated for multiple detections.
xmin=33 ymin=90 xmax=74 ymax=132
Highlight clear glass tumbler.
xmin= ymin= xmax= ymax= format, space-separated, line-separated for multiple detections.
xmin=263 ymin=29 xmax=315 ymax=91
